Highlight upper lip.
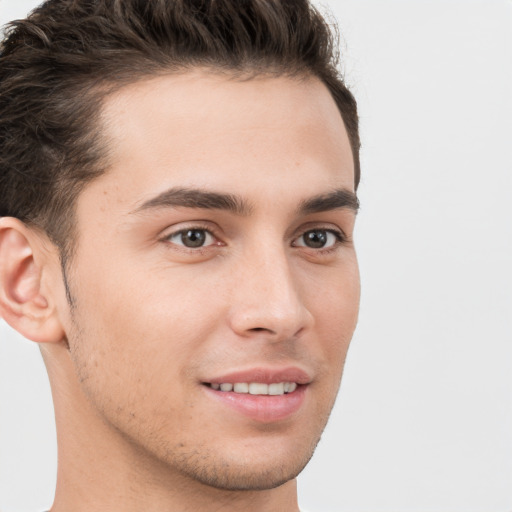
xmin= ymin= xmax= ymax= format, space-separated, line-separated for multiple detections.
xmin=204 ymin=366 xmax=312 ymax=385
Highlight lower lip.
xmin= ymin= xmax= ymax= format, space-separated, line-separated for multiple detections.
xmin=203 ymin=385 xmax=307 ymax=423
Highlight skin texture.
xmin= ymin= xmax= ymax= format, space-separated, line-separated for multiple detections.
xmin=0 ymin=71 xmax=359 ymax=512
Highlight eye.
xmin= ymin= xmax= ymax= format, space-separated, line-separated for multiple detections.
xmin=166 ymin=228 xmax=216 ymax=248
xmin=294 ymin=229 xmax=341 ymax=249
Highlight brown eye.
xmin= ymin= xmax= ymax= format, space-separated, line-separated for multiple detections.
xmin=295 ymin=229 xmax=340 ymax=249
xmin=167 ymin=229 xmax=214 ymax=248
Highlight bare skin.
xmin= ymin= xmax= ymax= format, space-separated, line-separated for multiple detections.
xmin=0 ymin=71 xmax=359 ymax=512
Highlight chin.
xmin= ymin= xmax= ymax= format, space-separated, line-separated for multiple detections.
xmin=161 ymin=435 xmax=320 ymax=491
xmin=180 ymin=454 xmax=314 ymax=491
xmin=195 ymin=468 xmax=301 ymax=491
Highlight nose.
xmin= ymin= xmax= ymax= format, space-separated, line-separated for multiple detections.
xmin=227 ymin=247 xmax=314 ymax=342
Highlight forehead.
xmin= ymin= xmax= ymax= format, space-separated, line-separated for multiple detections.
xmin=88 ymin=71 xmax=354 ymax=213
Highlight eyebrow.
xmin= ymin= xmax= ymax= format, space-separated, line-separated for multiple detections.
xmin=132 ymin=187 xmax=252 ymax=216
xmin=298 ymin=189 xmax=360 ymax=215
xmin=131 ymin=186 xmax=359 ymax=216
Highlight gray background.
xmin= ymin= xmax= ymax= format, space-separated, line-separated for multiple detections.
xmin=1 ymin=0 xmax=511 ymax=511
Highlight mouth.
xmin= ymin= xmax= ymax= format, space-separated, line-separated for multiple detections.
xmin=201 ymin=368 xmax=310 ymax=422
xmin=204 ymin=381 xmax=298 ymax=395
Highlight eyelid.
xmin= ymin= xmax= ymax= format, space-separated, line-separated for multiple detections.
xmin=292 ymin=228 xmax=345 ymax=249
xmin=167 ymin=229 xmax=216 ymax=247
xmin=293 ymin=221 xmax=347 ymax=239
xmin=159 ymin=222 xmax=224 ymax=249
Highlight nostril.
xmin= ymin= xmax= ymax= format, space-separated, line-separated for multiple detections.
xmin=249 ymin=327 xmax=275 ymax=334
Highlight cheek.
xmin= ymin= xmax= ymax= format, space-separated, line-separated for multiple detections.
xmin=75 ymin=248 xmax=222 ymax=338
xmin=308 ymin=257 xmax=360 ymax=328
xmin=307 ymin=259 xmax=360 ymax=374
xmin=67 ymin=257 xmax=221 ymax=406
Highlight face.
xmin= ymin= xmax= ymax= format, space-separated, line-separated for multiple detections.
xmin=61 ymin=71 xmax=359 ymax=490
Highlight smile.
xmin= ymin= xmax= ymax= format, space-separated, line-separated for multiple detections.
xmin=206 ymin=382 xmax=298 ymax=395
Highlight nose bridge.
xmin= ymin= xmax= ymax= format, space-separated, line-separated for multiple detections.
xmin=228 ymin=239 xmax=312 ymax=340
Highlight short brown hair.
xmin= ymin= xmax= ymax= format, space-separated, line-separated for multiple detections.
xmin=0 ymin=0 xmax=360 ymax=258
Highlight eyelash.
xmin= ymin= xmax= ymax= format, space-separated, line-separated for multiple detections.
xmin=292 ymin=229 xmax=345 ymax=253
xmin=161 ymin=223 xmax=223 ymax=253
xmin=160 ymin=224 xmax=347 ymax=254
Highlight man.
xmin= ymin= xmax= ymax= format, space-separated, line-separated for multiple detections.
xmin=0 ymin=0 xmax=360 ymax=510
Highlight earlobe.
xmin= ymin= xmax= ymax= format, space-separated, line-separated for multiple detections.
xmin=0 ymin=218 xmax=65 ymax=344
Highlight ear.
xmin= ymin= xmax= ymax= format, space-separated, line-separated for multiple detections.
xmin=0 ymin=217 xmax=65 ymax=344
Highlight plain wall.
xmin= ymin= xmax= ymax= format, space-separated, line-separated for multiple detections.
xmin=0 ymin=0 xmax=511 ymax=511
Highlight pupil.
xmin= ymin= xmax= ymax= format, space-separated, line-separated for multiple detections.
xmin=305 ymin=230 xmax=327 ymax=248
xmin=182 ymin=229 xmax=206 ymax=247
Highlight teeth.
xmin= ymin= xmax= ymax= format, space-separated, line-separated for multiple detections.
xmin=249 ymin=383 xmax=268 ymax=395
xmin=210 ymin=382 xmax=298 ymax=395
xmin=268 ymin=382 xmax=285 ymax=395
xmin=233 ymin=383 xmax=249 ymax=393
